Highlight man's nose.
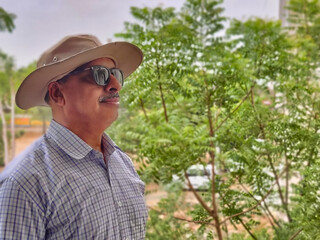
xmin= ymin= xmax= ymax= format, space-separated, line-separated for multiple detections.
xmin=104 ymin=74 xmax=122 ymax=92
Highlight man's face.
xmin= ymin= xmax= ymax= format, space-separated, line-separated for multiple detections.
xmin=59 ymin=58 xmax=122 ymax=131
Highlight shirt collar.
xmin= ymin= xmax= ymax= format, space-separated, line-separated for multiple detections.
xmin=102 ymin=133 xmax=116 ymax=156
xmin=46 ymin=120 xmax=115 ymax=159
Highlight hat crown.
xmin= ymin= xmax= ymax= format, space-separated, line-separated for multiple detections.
xmin=37 ymin=35 xmax=102 ymax=68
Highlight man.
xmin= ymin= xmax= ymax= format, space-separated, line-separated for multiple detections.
xmin=0 ymin=34 xmax=148 ymax=239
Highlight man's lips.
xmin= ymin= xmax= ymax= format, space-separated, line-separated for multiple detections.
xmin=98 ymin=95 xmax=120 ymax=103
xmin=103 ymin=97 xmax=119 ymax=103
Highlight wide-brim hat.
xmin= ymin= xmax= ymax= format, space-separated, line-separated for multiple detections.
xmin=16 ymin=34 xmax=143 ymax=109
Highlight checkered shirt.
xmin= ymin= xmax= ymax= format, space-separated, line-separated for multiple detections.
xmin=0 ymin=120 xmax=148 ymax=239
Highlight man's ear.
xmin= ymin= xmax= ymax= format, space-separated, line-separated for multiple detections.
xmin=48 ymin=82 xmax=65 ymax=106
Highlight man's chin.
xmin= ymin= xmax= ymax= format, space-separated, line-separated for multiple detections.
xmin=101 ymin=113 xmax=119 ymax=129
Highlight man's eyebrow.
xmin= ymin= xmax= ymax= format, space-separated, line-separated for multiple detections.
xmin=71 ymin=64 xmax=88 ymax=73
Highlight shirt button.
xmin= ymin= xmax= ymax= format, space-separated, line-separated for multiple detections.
xmin=118 ymin=201 xmax=122 ymax=207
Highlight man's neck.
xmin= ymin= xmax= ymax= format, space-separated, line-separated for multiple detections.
xmin=53 ymin=118 xmax=105 ymax=153
xmin=70 ymin=128 xmax=104 ymax=153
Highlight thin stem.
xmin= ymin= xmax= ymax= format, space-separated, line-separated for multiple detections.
xmin=220 ymin=184 xmax=273 ymax=224
xmin=223 ymin=197 xmax=258 ymax=239
xmin=139 ymin=97 xmax=149 ymax=121
xmin=289 ymin=229 xmax=303 ymax=240
xmin=10 ymin=77 xmax=15 ymax=159
xmin=238 ymin=218 xmax=258 ymax=240
xmin=185 ymin=172 xmax=213 ymax=215
xmin=0 ymin=100 xmax=9 ymax=165
xmin=147 ymin=205 xmax=216 ymax=227
xmin=237 ymin=178 xmax=281 ymax=228
xmin=285 ymin=150 xmax=289 ymax=206
xmin=306 ymin=115 xmax=318 ymax=167
xmin=159 ymin=82 xmax=168 ymax=123
xmin=205 ymin=82 xmax=223 ymax=240
xmin=221 ymin=165 xmax=288 ymax=224
xmin=250 ymin=87 xmax=292 ymax=222
xmin=156 ymin=59 xmax=168 ymax=123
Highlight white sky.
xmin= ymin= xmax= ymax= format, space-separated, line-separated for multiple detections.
xmin=0 ymin=0 xmax=279 ymax=68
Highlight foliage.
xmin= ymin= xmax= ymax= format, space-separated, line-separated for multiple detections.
xmin=0 ymin=7 xmax=16 ymax=165
xmin=146 ymin=183 xmax=204 ymax=240
xmin=0 ymin=7 xmax=15 ymax=33
xmin=0 ymin=54 xmax=36 ymax=165
xmin=110 ymin=0 xmax=320 ymax=238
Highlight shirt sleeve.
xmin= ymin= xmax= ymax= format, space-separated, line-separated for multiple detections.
xmin=0 ymin=178 xmax=46 ymax=239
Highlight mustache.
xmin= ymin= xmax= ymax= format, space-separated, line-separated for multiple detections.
xmin=98 ymin=93 xmax=120 ymax=103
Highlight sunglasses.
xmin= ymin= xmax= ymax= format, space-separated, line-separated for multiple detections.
xmin=68 ymin=65 xmax=124 ymax=86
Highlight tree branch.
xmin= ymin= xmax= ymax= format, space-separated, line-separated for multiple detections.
xmin=139 ymin=97 xmax=149 ymax=121
xmin=250 ymin=87 xmax=292 ymax=222
xmin=184 ymin=172 xmax=214 ymax=215
xmin=289 ymin=228 xmax=303 ymax=240
xmin=221 ymin=192 xmax=258 ymax=240
xmin=159 ymin=82 xmax=169 ymax=122
xmin=205 ymin=80 xmax=223 ymax=240
xmin=220 ymin=165 xmax=288 ymax=224
xmin=147 ymin=205 xmax=216 ymax=227
xmin=236 ymin=177 xmax=281 ymax=228
xmin=156 ymin=59 xmax=168 ymax=123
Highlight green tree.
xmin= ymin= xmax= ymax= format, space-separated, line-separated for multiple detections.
xmin=111 ymin=0 xmax=320 ymax=238
xmin=225 ymin=17 xmax=309 ymax=238
xmin=0 ymin=6 xmax=16 ymax=166
xmin=114 ymin=0 xmax=255 ymax=238
xmin=281 ymin=0 xmax=320 ymax=237
xmin=0 ymin=55 xmax=36 ymax=166
xmin=0 ymin=51 xmax=15 ymax=165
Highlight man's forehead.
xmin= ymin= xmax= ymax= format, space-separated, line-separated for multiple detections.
xmin=83 ymin=57 xmax=116 ymax=68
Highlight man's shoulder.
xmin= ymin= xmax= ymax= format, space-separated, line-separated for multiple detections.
xmin=0 ymin=135 xmax=53 ymax=184
xmin=113 ymin=146 xmax=141 ymax=177
xmin=0 ymin=136 xmax=55 ymax=209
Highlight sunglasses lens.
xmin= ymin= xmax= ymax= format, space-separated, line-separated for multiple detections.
xmin=111 ymin=69 xmax=124 ymax=86
xmin=91 ymin=66 xmax=124 ymax=86
xmin=93 ymin=67 xmax=109 ymax=86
